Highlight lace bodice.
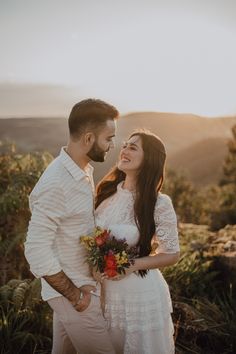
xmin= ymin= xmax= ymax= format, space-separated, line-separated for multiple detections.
xmin=95 ymin=182 xmax=179 ymax=253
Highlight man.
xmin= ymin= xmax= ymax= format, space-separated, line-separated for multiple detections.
xmin=24 ymin=99 xmax=119 ymax=354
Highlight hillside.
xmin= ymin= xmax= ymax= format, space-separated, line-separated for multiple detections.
xmin=0 ymin=117 xmax=68 ymax=155
xmin=0 ymin=113 xmax=236 ymax=185
xmin=168 ymin=137 xmax=229 ymax=185
xmin=115 ymin=112 xmax=236 ymax=154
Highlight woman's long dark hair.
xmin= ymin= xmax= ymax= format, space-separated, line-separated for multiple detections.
xmin=95 ymin=130 xmax=166 ymax=276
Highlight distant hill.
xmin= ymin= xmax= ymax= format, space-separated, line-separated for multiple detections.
xmin=0 ymin=113 xmax=236 ymax=186
xmin=168 ymin=137 xmax=229 ymax=185
xmin=0 ymin=117 xmax=68 ymax=155
xmin=93 ymin=113 xmax=236 ymax=185
xmin=115 ymin=112 xmax=236 ymax=154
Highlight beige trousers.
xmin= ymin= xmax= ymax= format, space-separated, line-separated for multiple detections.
xmin=48 ymin=295 xmax=115 ymax=354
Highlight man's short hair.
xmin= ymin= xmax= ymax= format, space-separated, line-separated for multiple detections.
xmin=68 ymin=99 xmax=119 ymax=138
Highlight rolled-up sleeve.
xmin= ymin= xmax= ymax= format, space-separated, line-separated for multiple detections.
xmin=24 ymin=185 xmax=65 ymax=278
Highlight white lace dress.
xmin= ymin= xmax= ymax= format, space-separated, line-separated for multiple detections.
xmin=95 ymin=183 xmax=180 ymax=354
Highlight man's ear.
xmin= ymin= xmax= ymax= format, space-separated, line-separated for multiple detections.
xmin=84 ymin=132 xmax=95 ymax=146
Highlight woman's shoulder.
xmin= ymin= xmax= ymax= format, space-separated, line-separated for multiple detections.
xmin=155 ymin=192 xmax=176 ymax=215
xmin=156 ymin=192 xmax=173 ymax=207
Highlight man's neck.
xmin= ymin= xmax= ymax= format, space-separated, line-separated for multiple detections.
xmin=65 ymin=145 xmax=90 ymax=171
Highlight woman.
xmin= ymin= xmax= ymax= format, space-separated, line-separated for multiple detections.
xmin=95 ymin=130 xmax=180 ymax=354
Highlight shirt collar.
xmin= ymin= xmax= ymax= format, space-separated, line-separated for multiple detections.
xmin=59 ymin=147 xmax=94 ymax=182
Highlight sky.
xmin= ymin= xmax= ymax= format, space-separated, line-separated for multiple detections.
xmin=0 ymin=0 xmax=236 ymax=117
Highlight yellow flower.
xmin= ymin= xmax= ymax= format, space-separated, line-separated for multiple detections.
xmin=80 ymin=235 xmax=96 ymax=250
xmin=115 ymin=252 xmax=128 ymax=265
xmin=94 ymin=226 xmax=106 ymax=237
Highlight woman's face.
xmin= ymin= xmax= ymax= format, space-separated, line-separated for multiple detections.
xmin=117 ymin=135 xmax=144 ymax=174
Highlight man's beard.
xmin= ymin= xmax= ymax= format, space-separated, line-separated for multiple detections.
xmin=87 ymin=141 xmax=107 ymax=162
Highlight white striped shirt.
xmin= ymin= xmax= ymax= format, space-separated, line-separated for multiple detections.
xmin=24 ymin=147 xmax=97 ymax=301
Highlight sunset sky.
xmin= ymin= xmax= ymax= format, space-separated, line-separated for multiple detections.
xmin=0 ymin=0 xmax=236 ymax=117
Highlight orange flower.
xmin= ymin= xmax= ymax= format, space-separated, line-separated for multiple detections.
xmin=104 ymin=252 xmax=118 ymax=277
xmin=95 ymin=230 xmax=109 ymax=246
xmin=104 ymin=253 xmax=116 ymax=267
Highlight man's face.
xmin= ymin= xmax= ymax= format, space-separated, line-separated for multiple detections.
xmin=87 ymin=120 xmax=116 ymax=162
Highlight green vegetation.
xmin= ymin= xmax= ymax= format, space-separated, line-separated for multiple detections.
xmin=0 ymin=279 xmax=52 ymax=354
xmin=164 ymin=224 xmax=236 ymax=353
xmin=0 ymin=125 xmax=236 ymax=353
xmin=0 ymin=142 xmax=53 ymax=286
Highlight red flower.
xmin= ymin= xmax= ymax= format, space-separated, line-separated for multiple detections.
xmin=101 ymin=230 xmax=109 ymax=239
xmin=95 ymin=236 xmax=106 ymax=246
xmin=95 ymin=230 xmax=109 ymax=246
xmin=104 ymin=253 xmax=117 ymax=277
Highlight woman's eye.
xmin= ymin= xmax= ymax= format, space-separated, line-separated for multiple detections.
xmin=122 ymin=144 xmax=136 ymax=151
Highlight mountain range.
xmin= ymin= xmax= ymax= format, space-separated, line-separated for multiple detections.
xmin=1 ymin=112 xmax=236 ymax=186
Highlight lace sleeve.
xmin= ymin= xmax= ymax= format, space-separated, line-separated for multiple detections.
xmin=154 ymin=194 xmax=180 ymax=254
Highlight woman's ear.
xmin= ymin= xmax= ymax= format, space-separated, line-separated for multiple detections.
xmin=84 ymin=132 xmax=95 ymax=146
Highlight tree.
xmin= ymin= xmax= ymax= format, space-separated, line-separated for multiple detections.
xmin=211 ymin=125 xmax=236 ymax=230
xmin=163 ymin=169 xmax=211 ymax=225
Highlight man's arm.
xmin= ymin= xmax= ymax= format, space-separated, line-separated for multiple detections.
xmin=44 ymin=271 xmax=79 ymax=304
xmin=24 ymin=186 xmax=64 ymax=278
xmin=44 ymin=271 xmax=96 ymax=311
xmin=25 ymin=185 xmax=95 ymax=311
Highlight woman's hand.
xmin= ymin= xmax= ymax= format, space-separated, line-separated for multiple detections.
xmin=110 ymin=263 xmax=137 ymax=281
xmin=92 ymin=267 xmax=107 ymax=283
xmin=92 ymin=264 xmax=137 ymax=282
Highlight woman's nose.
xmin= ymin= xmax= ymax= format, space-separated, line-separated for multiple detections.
xmin=122 ymin=145 xmax=130 ymax=153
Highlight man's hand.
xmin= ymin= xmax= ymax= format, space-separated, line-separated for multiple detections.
xmin=73 ymin=285 xmax=97 ymax=312
xmin=43 ymin=271 xmax=96 ymax=312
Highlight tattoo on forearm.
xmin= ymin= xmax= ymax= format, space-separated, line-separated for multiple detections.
xmin=43 ymin=271 xmax=77 ymax=302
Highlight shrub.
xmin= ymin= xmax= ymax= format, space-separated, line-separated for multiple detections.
xmin=0 ymin=142 xmax=53 ymax=285
xmin=0 ymin=279 xmax=52 ymax=354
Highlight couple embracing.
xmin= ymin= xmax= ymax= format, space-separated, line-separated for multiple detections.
xmin=24 ymin=99 xmax=180 ymax=354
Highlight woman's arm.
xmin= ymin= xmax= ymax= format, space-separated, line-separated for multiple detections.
xmin=132 ymin=252 xmax=180 ymax=271
xmin=109 ymin=252 xmax=180 ymax=280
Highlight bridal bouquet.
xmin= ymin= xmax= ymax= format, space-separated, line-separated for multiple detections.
xmin=80 ymin=227 xmax=138 ymax=277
